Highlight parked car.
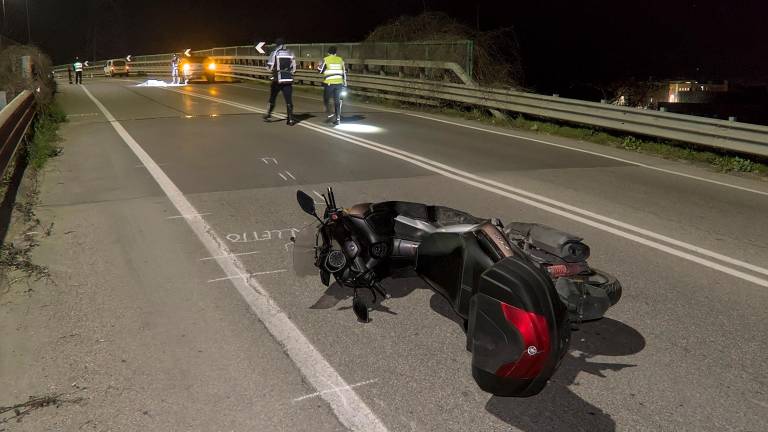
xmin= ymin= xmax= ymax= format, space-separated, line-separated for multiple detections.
xmin=104 ymin=59 xmax=130 ymax=77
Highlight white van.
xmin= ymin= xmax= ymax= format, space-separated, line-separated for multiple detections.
xmin=104 ymin=59 xmax=129 ymax=77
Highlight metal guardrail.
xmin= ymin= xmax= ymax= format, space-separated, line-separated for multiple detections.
xmin=0 ymin=90 xmax=36 ymax=180
xmin=54 ymin=51 xmax=768 ymax=157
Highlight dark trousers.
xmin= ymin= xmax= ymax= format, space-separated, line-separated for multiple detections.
xmin=68 ymin=68 xmax=72 ymax=84
xmin=269 ymin=82 xmax=293 ymax=106
xmin=323 ymin=84 xmax=342 ymax=117
xmin=75 ymin=71 xmax=82 ymax=84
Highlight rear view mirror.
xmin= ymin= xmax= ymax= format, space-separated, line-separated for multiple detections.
xmin=296 ymin=190 xmax=316 ymax=216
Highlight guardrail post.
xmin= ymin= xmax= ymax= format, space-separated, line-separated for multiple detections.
xmin=729 ymin=116 xmax=737 ymax=122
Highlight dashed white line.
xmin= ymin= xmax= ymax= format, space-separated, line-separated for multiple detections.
xmin=278 ymin=172 xmax=288 ymax=181
xmin=81 ymin=85 xmax=389 ymax=432
xmin=285 ymin=170 xmax=296 ymax=180
xmin=166 ymin=212 xmax=211 ymax=219
xmin=199 ymin=251 xmax=261 ymax=261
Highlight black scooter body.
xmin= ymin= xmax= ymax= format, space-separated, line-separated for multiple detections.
xmin=416 ymin=224 xmax=570 ymax=397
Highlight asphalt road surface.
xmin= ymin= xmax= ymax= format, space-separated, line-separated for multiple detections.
xmin=2 ymin=77 xmax=767 ymax=431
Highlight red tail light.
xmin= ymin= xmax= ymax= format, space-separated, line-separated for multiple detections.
xmin=496 ymin=302 xmax=550 ymax=379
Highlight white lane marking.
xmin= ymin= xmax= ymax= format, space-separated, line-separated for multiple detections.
xmin=393 ymin=112 xmax=768 ymax=198
xmin=278 ymin=172 xmax=288 ymax=181
xmin=325 ymin=127 xmax=768 ymax=278
xmin=166 ymin=212 xmax=211 ymax=219
xmin=285 ymin=170 xmax=296 ymax=180
xmin=229 ymin=82 xmax=768 ymax=197
xmin=200 ymin=251 xmax=260 ymax=261
xmin=293 ymin=379 xmax=379 ymax=403
xmin=208 ymin=270 xmax=287 ymax=283
xmin=81 ymin=86 xmax=389 ymax=432
xmin=136 ymin=162 xmax=168 ymax=168
xmin=165 ymin=88 xmax=768 ymax=288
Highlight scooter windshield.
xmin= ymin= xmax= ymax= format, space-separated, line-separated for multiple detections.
xmin=293 ymin=222 xmax=321 ymax=276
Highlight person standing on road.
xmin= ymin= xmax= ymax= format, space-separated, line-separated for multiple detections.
xmin=73 ymin=57 xmax=83 ymax=84
xmin=171 ymin=53 xmax=180 ymax=85
xmin=318 ymin=46 xmax=347 ymax=125
xmin=263 ymin=38 xmax=297 ymax=126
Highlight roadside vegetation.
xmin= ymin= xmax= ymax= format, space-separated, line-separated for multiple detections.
xmin=0 ymin=44 xmax=63 ymax=290
xmin=348 ymin=89 xmax=767 ymax=177
xmin=470 ymin=109 xmax=767 ymax=176
xmin=27 ymin=100 xmax=66 ymax=169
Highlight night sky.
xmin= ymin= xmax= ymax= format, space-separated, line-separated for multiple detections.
xmin=5 ymin=0 xmax=767 ymax=92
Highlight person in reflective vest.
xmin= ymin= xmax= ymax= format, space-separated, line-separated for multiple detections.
xmin=318 ymin=46 xmax=347 ymax=125
xmin=171 ymin=54 xmax=180 ymax=85
xmin=264 ymin=38 xmax=297 ymax=126
xmin=73 ymin=57 xmax=83 ymax=84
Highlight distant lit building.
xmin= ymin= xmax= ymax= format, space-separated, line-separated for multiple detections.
xmin=668 ymin=80 xmax=729 ymax=103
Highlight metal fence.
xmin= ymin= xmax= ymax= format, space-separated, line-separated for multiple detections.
xmin=0 ymin=90 xmax=35 ymax=179
xmin=53 ymin=44 xmax=768 ymax=157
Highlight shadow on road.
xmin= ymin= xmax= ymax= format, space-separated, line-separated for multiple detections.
xmin=485 ymin=318 xmax=645 ymax=432
xmin=309 ymin=273 xmax=423 ymax=319
xmin=310 ymin=277 xmax=644 ymax=432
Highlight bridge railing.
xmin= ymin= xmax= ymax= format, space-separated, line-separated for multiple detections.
xmin=0 ymin=90 xmax=36 ymax=180
xmin=53 ymin=52 xmax=768 ymax=157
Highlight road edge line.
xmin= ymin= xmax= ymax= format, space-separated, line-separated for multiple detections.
xmin=80 ymin=85 xmax=389 ymax=432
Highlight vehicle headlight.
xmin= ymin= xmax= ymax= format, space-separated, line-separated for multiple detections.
xmin=207 ymin=63 xmax=216 ymax=71
xmin=182 ymin=64 xmax=190 ymax=72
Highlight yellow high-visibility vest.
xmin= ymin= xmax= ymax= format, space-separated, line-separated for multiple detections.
xmin=321 ymin=55 xmax=345 ymax=85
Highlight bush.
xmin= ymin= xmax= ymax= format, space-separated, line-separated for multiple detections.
xmin=27 ymin=101 xmax=65 ymax=170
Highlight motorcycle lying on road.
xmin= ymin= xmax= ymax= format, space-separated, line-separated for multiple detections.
xmin=292 ymin=188 xmax=622 ymax=397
